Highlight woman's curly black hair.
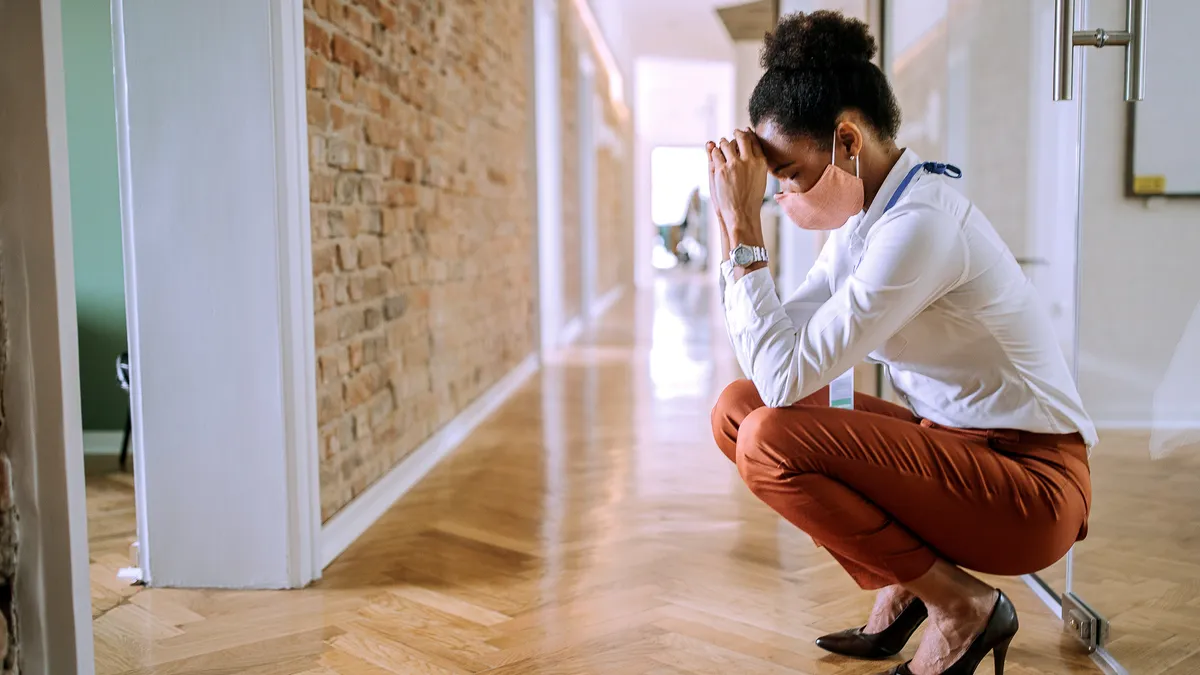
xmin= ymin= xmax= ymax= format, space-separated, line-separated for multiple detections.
xmin=749 ymin=11 xmax=901 ymax=146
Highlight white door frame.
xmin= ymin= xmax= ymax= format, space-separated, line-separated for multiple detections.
xmin=1 ymin=0 xmax=96 ymax=671
xmin=10 ymin=0 xmax=322 ymax=667
xmin=577 ymin=52 xmax=600 ymax=322
xmin=534 ymin=0 xmax=565 ymax=353
xmin=111 ymin=0 xmax=320 ymax=589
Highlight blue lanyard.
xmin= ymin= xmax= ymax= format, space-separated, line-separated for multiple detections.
xmin=882 ymin=161 xmax=962 ymax=213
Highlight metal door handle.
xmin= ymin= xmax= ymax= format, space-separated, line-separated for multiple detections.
xmin=1054 ymin=0 xmax=1148 ymax=102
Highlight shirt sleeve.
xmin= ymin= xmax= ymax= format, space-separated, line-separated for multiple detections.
xmin=722 ymin=209 xmax=967 ymax=408
xmin=721 ymin=243 xmax=833 ymax=378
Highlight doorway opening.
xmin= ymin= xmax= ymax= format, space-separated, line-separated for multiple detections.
xmin=650 ymin=146 xmax=712 ymax=274
xmin=61 ymin=0 xmax=144 ymax=617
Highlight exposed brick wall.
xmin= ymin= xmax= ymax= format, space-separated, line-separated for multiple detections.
xmin=592 ymin=64 xmax=634 ymax=296
xmin=305 ymin=0 xmax=536 ymax=520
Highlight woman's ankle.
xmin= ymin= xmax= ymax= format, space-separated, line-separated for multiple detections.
xmin=864 ymin=585 xmax=918 ymax=632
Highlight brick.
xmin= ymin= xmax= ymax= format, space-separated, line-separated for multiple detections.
xmin=318 ymin=382 xmax=343 ymax=421
xmin=391 ymin=156 xmax=416 ymax=182
xmin=364 ymin=117 xmax=392 ymax=147
xmin=329 ymin=104 xmax=350 ymax=134
xmin=383 ymin=295 xmax=407 ymax=320
xmin=337 ymin=241 xmax=358 ymax=270
xmin=385 ymin=183 xmax=417 ymax=207
xmin=309 ymin=134 xmax=327 ymax=167
xmin=317 ymin=350 xmax=341 ymax=384
xmin=312 ymin=242 xmax=338 ymax=275
xmin=334 ymin=276 xmax=350 ymax=304
xmin=310 ymin=174 xmax=336 ymax=203
xmin=339 ymin=71 xmax=356 ymax=103
xmin=378 ymin=4 xmax=398 ymax=30
xmin=327 ymin=210 xmax=346 ymax=238
xmin=307 ymin=56 xmax=329 ymax=91
xmin=327 ymin=140 xmax=355 ymax=168
xmin=305 ymin=22 xmax=332 ymax=59
xmin=315 ymin=275 xmax=336 ymax=310
xmin=348 ymin=273 xmax=365 ymax=302
xmin=307 ymin=92 xmax=330 ymax=128
xmin=363 ymin=209 xmax=383 ymax=235
xmin=362 ymin=147 xmax=383 ymax=174
xmin=364 ymin=305 xmax=383 ymax=330
xmin=358 ymin=236 xmax=383 ymax=268
xmin=363 ymin=269 xmax=388 ymax=299
xmin=320 ymin=424 xmax=339 ymax=461
xmin=314 ymin=312 xmax=337 ymax=349
xmin=344 ymin=365 xmax=383 ymax=408
xmin=337 ymin=307 xmax=366 ymax=339
xmin=360 ymin=177 xmax=383 ymax=204
xmin=332 ymin=34 xmax=370 ymax=75
xmin=336 ymin=174 xmax=360 ymax=203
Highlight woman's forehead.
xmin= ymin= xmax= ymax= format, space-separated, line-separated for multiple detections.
xmin=756 ymin=124 xmax=821 ymax=172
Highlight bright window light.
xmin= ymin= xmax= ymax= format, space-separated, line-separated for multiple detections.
xmin=650 ymin=146 xmax=709 ymax=227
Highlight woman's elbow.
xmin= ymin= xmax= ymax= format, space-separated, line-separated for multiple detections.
xmin=749 ymin=369 xmax=799 ymax=409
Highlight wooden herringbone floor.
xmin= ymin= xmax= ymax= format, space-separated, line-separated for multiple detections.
xmin=89 ymin=274 xmax=1108 ymax=674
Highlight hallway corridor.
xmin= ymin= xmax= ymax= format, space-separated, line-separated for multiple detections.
xmin=92 ymin=275 xmax=1098 ymax=674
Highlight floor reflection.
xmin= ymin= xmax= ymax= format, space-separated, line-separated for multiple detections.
xmin=89 ymin=271 xmax=1102 ymax=674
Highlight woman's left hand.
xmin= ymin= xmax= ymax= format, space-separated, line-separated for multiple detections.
xmin=709 ymin=129 xmax=768 ymax=236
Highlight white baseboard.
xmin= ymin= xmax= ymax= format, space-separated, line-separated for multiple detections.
xmin=83 ymin=430 xmax=125 ymax=455
xmin=590 ymin=285 xmax=624 ymax=321
xmin=319 ymin=353 xmax=540 ymax=568
xmin=560 ymin=315 xmax=585 ymax=345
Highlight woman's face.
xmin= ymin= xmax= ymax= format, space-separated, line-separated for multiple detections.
xmin=754 ymin=118 xmax=865 ymax=194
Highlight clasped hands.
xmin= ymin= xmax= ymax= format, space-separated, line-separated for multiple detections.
xmin=707 ymin=129 xmax=770 ymax=267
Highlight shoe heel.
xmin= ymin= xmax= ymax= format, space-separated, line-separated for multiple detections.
xmin=992 ymin=636 xmax=1013 ymax=675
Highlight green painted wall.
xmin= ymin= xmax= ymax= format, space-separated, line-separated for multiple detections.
xmin=62 ymin=0 xmax=127 ymax=431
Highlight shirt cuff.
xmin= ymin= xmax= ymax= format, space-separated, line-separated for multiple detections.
xmin=724 ymin=266 xmax=782 ymax=334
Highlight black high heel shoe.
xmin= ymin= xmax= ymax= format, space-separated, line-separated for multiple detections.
xmin=881 ymin=590 xmax=1019 ymax=675
xmin=815 ymin=598 xmax=928 ymax=659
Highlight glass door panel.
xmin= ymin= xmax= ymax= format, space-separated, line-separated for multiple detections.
xmin=1068 ymin=0 xmax=1200 ymax=670
xmin=885 ymin=0 xmax=1084 ymax=601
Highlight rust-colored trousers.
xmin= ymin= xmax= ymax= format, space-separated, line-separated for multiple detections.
xmin=711 ymin=380 xmax=1092 ymax=590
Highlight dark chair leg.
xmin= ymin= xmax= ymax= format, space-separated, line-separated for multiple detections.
xmin=120 ymin=412 xmax=132 ymax=471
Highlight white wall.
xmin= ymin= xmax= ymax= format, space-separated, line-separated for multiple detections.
xmin=115 ymin=0 xmax=319 ymax=588
xmin=1075 ymin=0 xmax=1200 ymax=427
xmin=611 ymin=0 xmax=735 ymax=63
xmin=586 ymin=0 xmax=635 ymax=103
xmin=732 ymin=41 xmax=762 ymax=129
xmin=634 ymin=57 xmax=735 ymax=287
xmin=0 ymin=0 xmax=95 ymax=671
xmin=534 ymin=0 xmax=567 ymax=347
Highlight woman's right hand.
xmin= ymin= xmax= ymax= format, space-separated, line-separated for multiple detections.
xmin=706 ymin=140 xmax=730 ymax=260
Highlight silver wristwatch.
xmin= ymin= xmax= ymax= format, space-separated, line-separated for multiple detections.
xmin=730 ymin=243 xmax=769 ymax=268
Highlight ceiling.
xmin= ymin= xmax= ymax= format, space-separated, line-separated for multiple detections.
xmin=716 ymin=0 xmax=778 ymax=42
xmin=605 ymin=0 xmax=744 ymax=62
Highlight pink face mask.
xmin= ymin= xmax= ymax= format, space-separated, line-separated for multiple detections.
xmin=774 ymin=133 xmax=865 ymax=231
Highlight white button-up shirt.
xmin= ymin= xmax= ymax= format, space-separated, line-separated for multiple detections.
xmin=722 ymin=149 xmax=1098 ymax=447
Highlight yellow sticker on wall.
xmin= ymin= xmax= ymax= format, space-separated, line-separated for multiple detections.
xmin=1133 ymin=175 xmax=1167 ymax=195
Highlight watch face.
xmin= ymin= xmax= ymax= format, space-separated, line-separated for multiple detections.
xmin=732 ymin=246 xmax=752 ymax=266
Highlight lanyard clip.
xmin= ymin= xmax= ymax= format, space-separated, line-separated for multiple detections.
xmin=922 ymin=162 xmax=963 ymax=179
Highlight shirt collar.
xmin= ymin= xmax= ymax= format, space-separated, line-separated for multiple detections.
xmin=854 ymin=148 xmax=923 ymax=238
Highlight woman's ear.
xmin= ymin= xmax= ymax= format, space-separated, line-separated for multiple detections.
xmin=834 ymin=121 xmax=864 ymax=160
